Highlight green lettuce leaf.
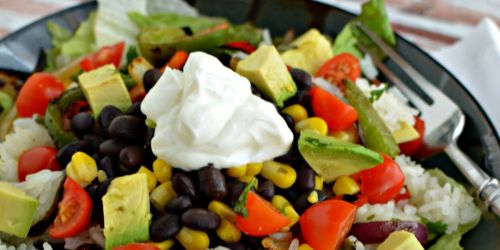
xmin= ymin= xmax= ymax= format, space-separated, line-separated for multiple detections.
xmin=331 ymin=0 xmax=395 ymax=59
xmin=45 ymin=12 xmax=97 ymax=72
xmin=129 ymin=12 xmax=226 ymax=33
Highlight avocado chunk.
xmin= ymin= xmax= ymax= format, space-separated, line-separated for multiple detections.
xmin=0 ymin=182 xmax=38 ymax=238
xmin=78 ymin=64 xmax=132 ymax=116
xmin=298 ymin=130 xmax=383 ymax=183
xmin=103 ymin=173 xmax=152 ymax=250
xmin=236 ymin=45 xmax=297 ymax=107
xmin=281 ymin=29 xmax=333 ymax=75
xmin=377 ymin=231 xmax=424 ymax=250
xmin=345 ymin=80 xmax=400 ymax=157
xmin=392 ymin=122 xmax=420 ymax=144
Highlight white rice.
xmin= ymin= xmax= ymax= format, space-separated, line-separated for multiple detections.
xmin=356 ymin=200 xmax=420 ymax=223
xmin=346 ymin=235 xmax=366 ymax=250
xmin=356 ymin=79 xmax=419 ymax=132
xmin=395 ymin=155 xmax=480 ymax=233
xmin=0 ymin=118 xmax=54 ymax=182
xmin=0 ymin=239 xmax=52 ymax=250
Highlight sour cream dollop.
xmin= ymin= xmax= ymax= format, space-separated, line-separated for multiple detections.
xmin=141 ymin=52 xmax=293 ymax=171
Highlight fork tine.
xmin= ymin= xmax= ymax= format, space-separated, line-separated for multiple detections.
xmin=356 ymin=43 xmax=429 ymax=112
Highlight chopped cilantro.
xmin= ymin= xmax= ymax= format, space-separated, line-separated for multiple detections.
xmin=422 ymin=217 xmax=448 ymax=234
xmin=232 ymin=178 xmax=257 ymax=218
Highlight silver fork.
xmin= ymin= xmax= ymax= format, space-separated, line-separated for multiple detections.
xmin=355 ymin=22 xmax=500 ymax=217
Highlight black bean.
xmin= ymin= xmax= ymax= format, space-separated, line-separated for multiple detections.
xmin=290 ymin=68 xmax=313 ymax=90
xmin=100 ymin=156 xmax=117 ymax=178
xmin=98 ymin=106 xmax=123 ymax=131
xmin=165 ymin=196 xmax=193 ymax=214
xmin=343 ymin=194 xmax=358 ymax=203
xmin=251 ymin=85 xmax=262 ymax=97
xmin=108 ymin=115 xmax=146 ymax=144
xmin=83 ymin=134 xmax=104 ymax=152
xmin=198 ymin=165 xmax=227 ymax=200
xmin=181 ymin=26 xmax=193 ymax=36
xmin=97 ymin=178 xmax=113 ymax=199
xmin=293 ymin=192 xmax=313 ymax=214
xmin=181 ymin=208 xmax=220 ymax=231
xmin=215 ymin=52 xmax=232 ymax=67
xmin=71 ymin=112 xmax=94 ymax=135
xmin=99 ymin=138 xmax=128 ymax=156
xmin=119 ymin=146 xmax=145 ymax=170
xmin=296 ymin=89 xmax=311 ymax=108
xmin=91 ymin=154 xmax=101 ymax=165
xmin=281 ymin=113 xmax=295 ymax=131
xmin=150 ymin=213 xmax=181 ymax=241
xmin=258 ymin=180 xmax=275 ymax=201
xmin=297 ymin=166 xmax=315 ymax=191
xmin=126 ymin=101 xmax=145 ymax=118
xmin=227 ymin=180 xmax=246 ymax=206
xmin=143 ymin=68 xmax=162 ymax=92
xmin=222 ymin=243 xmax=247 ymax=250
xmin=85 ymin=182 xmax=99 ymax=198
xmin=145 ymin=127 xmax=154 ymax=149
xmin=56 ymin=140 xmax=90 ymax=166
xmin=172 ymin=172 xmax=197 ymax=197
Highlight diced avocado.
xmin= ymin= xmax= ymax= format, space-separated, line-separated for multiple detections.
xmin=298 ymin=130 xmax=383 ymax=183
xmin=345 ymin=80 xmax=400 ymax=157
xmin=281 ymin=29 xmax=333 ymax=75
xmin=103 ymin=173 xmax=152 ymax=250
xmin=78 ymin=64 xmax=132 ymax=116
xmin=236 ymin=45 xmax=296 ymax=107
xmin=377 ymin=231 xmax=424 ymax=250
xmin=0 ymin=182 xmax=38 ymax=238
xmin=392 ymin=122 xmax=420 ymax=144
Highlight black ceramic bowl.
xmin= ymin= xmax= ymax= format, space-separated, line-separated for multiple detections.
xmin=0 ymin=0 xmax=498 ymax=249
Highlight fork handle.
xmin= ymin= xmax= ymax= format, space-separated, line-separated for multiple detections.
xmin=445 ymin=142 xmax=500 ymax=217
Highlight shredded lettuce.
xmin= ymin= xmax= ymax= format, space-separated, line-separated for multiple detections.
xmin=331 ymin=0 xmax=395 ymax=59
xmin=45 ymin=12 xmax=97 ymax=72
xmin=129 ymin=12 xmax=226 ymax=33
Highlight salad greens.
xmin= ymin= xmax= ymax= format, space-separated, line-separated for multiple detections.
xmin=332 ymin=0 xmax=396 ymax=59
xmin=129 ymin=12 xmax=227 ymax=33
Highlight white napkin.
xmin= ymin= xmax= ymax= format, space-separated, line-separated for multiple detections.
xmin=432 ymin=18 xmax=500 ymax=136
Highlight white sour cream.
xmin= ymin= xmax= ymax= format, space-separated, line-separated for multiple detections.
xmin=141 ymin=52 xmax=293 ymax=171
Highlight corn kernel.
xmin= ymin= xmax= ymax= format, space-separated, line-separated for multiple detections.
xmin=245 ymin=162 xmax=263 ymax=176
xmin=97 ymin=170 xmax=107 ymax=183
xmin=283 ymin=205 xmax=299 ymax=227
xmin=307 ymin=191 xmax=319 ymax=204
xmin=314 ymin=175 xmax=323 ymax=190
xmin=227 ymin=165 xmax=247 ymax=178
xmin=295 ymin=117 xmax=328 ymax=135
xmin=208 ymin=201 xmax=237 ymax=223
xmin=333 ymin=176 xmax=360 ymax=195
xmin=299 ymin=243 xmax=314 ymax=250
xmin=282 ymin=104 xmax=308 ymax=123
xmin=216 ymin=219 xmax=241 ymax=243
xmin=66 ymin=152 xmax=97 ymax=187
xmin=261 ymin=161 xmax=296 ymax=189
xmin=237 ymin=176 xmax=258 ymax=189
xmin=271 ymin=195 xmax=291 ymax=211
xmin=145 ymin=118 xmax=157 ymax=128
xmin=150 ymin=181 xmax=177 ymax=211
xmin=152 ymin=239 xmax=175 ymax=250
xmin=153 ymin=159 xmax=172 ymax=183
xmin=176 ymin=227 xmax=210 ymax=250
xmin=138 ymin=166 xmax=157 ymax=192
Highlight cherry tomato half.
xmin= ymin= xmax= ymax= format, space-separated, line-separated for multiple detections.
xmin=236 ymin=192 xmax=290 ymax=236
xmin=399 ymin=116 xmax=426 ymax=156
xmin=18 ymin=146 xmax=61 ymax=182
xmin=300 ymin=199 xmax=357 ymax=250
xmin=80 ymin=41 xmax=125 ymax=72
xmin=112 ymin=243 xmax=160 ymax=250
xmin=310 ymin=86 xmax=358 ymax=131
xmin=316 ymin=53 xmax=361 ymax=89
xmin=16 ymin=73 xmax=64 ymax=118
xmin=49 ymin=177 xmax=92 ymax=239
xmin=356 ymin=154 xmax=405 ymax=204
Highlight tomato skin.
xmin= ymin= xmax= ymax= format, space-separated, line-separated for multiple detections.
xmin=16 ymin=73 xmax=64 ymax=118
xmin=112 ymin=243 xmax=160 ymax=250
xmin=310 ymin=87 xmax=358 ymax=131
xmin=236 ymin=192 xmax=290 ymax=237
xmin=80 ymin=41 xmax=125 ymax=71
xmin=49 ymin=177 xmax=92 ymax=239
xmin=161 ymin=50 xmax=189 ymax=72
xmin=316 ymin=53 xmax=361 ymax=89
xmin=300 ymin=199 xmax=357 ymax=250
xmin=357 ymin=154 xmax=405 ymax=204
xmin=18 ymin=146 xmax=61 ymax=181
xmin=224 ymin=41 xmax=257 ymax=54
xmin=399 ymin=117 xmax=425 ymax=156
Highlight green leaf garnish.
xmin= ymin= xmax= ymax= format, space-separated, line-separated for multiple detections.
xmin=232 ymin=178 xmax=257 ymax=218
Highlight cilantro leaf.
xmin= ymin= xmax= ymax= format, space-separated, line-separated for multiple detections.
xmin=232 ymin=178 xmax=257 ymax=218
